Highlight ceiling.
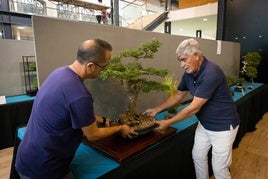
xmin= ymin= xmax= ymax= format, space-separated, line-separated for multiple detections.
xmin=179 ymin=0 xmax=218 ymax=9
xmin=151 ymin=1 xmax=218 ymax=40
xmin=10 ymin=0 xmax=219 ymax=40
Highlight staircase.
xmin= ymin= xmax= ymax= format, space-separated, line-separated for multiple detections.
xmin=127 ymin=11 xmax=169 ymax=31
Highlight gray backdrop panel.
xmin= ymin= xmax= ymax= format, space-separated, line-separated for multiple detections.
xmin=33 ymin=16 xmax=240 ymax=119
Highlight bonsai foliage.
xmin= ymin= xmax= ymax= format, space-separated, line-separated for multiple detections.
xmin=100 ymin=39 xmax=169 ymax=115
xmin=240 ymin=52 xmax=261 ymax=82
xmin=226 ymin=75 xmax=246 ymax=86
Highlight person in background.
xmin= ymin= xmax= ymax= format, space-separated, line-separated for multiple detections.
xmin=101 ymin=8 xmax=110 ymax=24
xmin=15 ymin=39 xmax=137 ymax=179
xmin=144 ymin=38 xmax=239 ymax=179
xmin=95 ymin=10 xmax=102 ymax=23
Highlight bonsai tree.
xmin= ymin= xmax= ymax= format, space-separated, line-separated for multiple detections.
xmin=100 ymin=39 xmax=169 ymax=128
xmin=240 ymin=52 xmax=261 ymax=83
xmin=226 ymin=75 xmax=237 ymax=86
xmin=226 ymin=75 xmax=246 ymax=86
xmin=236 ymin=77 xmax=246 ymax=86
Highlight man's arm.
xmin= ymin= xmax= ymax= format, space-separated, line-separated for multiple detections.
xmin=82 ymin=121 xmax=137 ymax=141
xmin=144 ymin=90 xmax=188 ymax=116
xmin=155 ymin=96 xmax=207 ymax=132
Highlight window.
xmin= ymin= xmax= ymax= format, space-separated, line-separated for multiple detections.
xmin=57 ymin=3 xmax=78 ymax=20
xmin=9 ymin=0 xmax=46 ymax=15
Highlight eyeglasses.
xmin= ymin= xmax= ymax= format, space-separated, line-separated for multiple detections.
xmin=93 ymin=62 xmax=108 ymax=70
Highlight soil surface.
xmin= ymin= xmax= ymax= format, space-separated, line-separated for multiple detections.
xmin=110 ymin=113 xmax=156 ymax=133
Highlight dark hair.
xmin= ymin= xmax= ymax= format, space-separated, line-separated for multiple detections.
xmin=76 ymin=39 xmax=112 ymax=64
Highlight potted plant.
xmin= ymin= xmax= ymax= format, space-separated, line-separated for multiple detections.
xmin=240 ymin=52 xmax=261 ymax=83
xmin=100 ymin=39 xmax=169 ymax=134
xmin=32 ymin=76 xmax=38 ymax=90
xmin=226 ymin=75 xmax=246 ymax=95
xmin=162 ymin=75 xmax=180 ymax=115
xmin=29 ymin=61 xmax=36 ymax=71
xmin=235 ymin=77 xmax=246 ymax=92
xmin=236 ymin=77 xmax=246 ymax=86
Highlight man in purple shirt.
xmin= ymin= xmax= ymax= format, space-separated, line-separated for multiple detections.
xmin=144 ymin=38 xmax=239 ymax=179
xmin=16 ymin=39 xmax=137 ymax=179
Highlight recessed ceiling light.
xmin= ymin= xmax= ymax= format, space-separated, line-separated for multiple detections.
xmin=203 ymin=18 xmax=208 ymax=21
xmin=242 ymin=36 xmax=246 ymax=39
xmin=17 ymin=26 xmax=25 ymax=30
xmin=235 ymin=37 xmax=238 ymax=40
xmin=258 ymin=35 xmax=262 ymax=38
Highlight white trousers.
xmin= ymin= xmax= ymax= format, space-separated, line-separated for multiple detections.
xmin=192 ymin=122 xmax=239 ymax=179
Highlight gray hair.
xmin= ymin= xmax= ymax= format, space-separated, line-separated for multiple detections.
xmin=176 ymin=38 xmax=203 ymax=58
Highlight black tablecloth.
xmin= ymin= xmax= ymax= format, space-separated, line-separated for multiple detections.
xmin=7 ymin=84 xmax=268 ymax=179
xmin=233 ymin=84 xmax=268 ymax=148
xmin=99 ymin=123 xmax=197 ymax=179
xmin=0 ymin=100 xmax=33 ymax=149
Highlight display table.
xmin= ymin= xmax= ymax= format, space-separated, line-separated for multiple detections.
xmin=9 ymin=83 xmax=268 ymax=179
xmin=16 ymin=116 xmax=198 ymax=179
xmin=0 ymin=95 xmax=34 ymax=149
xmin=232 ymin=83 xmax=268 ymax=147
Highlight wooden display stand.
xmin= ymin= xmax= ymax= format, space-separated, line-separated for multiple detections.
xmin=83 ymin=127 xmax=177 ymax=163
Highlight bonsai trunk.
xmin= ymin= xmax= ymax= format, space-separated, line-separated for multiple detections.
xmin=111 ymin=80 xmax=156 ymax=135
xmin=123 ymin=80 xmax=142 ymax=116
xmin=128 ymin=93 xmax=138 ymax=115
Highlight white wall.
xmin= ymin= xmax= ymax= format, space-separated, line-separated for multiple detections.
xmin=153 ymin=3 xmax=218 ymax=40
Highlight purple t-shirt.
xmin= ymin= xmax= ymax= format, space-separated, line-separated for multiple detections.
xmin=16 ymin=66 xmax=95 ymax=178
xmin=178 ymin=58 xmax=239 ymax=131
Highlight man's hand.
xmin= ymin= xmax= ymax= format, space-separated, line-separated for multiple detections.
xmin=120 ymin=125 xmax=138 ymax=139
xmin=143 ymin=108 xmax=158 ymax=117
xmin=154 ymin=119 xmax=170 ymax=134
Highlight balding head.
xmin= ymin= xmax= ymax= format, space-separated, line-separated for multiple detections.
xmin=76 ymin=39 xmax=112 ymax=64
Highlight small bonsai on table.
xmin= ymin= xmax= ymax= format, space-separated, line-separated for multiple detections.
xmin=240 ymin=52 xmax=261 ymax=83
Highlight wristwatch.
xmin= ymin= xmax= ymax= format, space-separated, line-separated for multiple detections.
xmin=100 ymin=117 xmax=106 ymax=126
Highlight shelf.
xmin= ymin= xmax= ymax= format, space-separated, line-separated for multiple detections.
xmin=22 ymin=56 xmax=38 ymax=96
